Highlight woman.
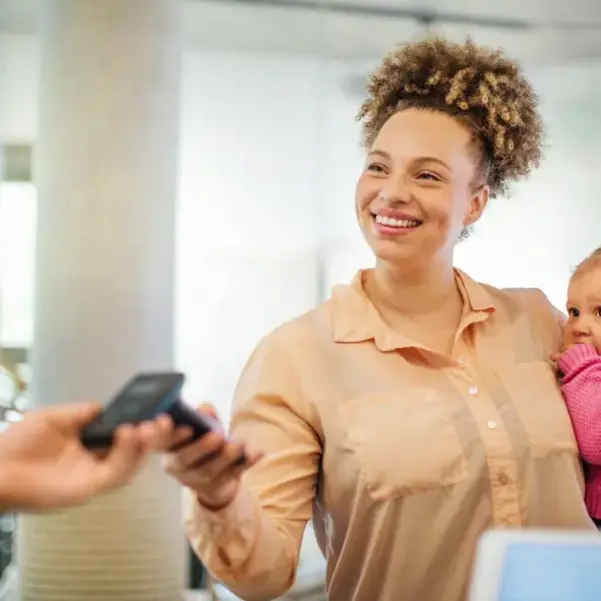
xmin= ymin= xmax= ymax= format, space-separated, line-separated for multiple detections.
xmin=163 ymin=37 xmax=594 ymax=601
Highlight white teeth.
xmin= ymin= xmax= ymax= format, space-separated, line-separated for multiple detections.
xmin=375 ymin=214 xmax=420 ymax=228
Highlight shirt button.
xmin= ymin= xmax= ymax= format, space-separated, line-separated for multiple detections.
xmin=487 ymin=420 xmax=497 ymax=429
xmin=498 ymin=474 xmax=509 ymax=486
xmin=468 ymin=386 xmax=478 ymax=395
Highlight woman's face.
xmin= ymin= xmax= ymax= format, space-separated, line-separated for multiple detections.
xmin=355 ymin=108 xmax=488 ymax=269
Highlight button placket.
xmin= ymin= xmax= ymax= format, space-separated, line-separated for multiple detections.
xmin=457 ymin=367 xmax=524 ymax=526
xmin=498 ymin=473 xmax=509 ymax=486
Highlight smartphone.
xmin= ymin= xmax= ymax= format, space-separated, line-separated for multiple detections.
xmin=80 ymin=371 xmax=219 ymax=449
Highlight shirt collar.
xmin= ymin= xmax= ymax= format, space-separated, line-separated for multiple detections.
xmin=330 ymin=268 xmax=495 ymax=352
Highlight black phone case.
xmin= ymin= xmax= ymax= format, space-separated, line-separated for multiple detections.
xmin=168 ymin=400 xmax=218 ymax=439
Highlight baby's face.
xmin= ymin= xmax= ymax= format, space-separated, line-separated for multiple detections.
xmin=565 ymin=265 xmax=601 ymax=353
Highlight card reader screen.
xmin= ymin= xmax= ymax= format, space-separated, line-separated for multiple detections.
xmin=499 ymin=540 xmax=601 ymax=601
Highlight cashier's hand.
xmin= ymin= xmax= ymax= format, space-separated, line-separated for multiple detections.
xmin=0 ymin=402 xmax=187 ymax=512
xmin=162 ymin=403 xmax=263 ymax=511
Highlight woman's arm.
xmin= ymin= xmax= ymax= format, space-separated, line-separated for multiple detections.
xmin=559 ymin=344 xmax=601 ymax=465
xmin=185 ymin=331 xmax=322 ymax=601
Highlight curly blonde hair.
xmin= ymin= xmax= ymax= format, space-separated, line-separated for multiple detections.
xmin=357 ymin=37 xmax=544 ymax=198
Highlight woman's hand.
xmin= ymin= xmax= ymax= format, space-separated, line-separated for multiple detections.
xmin=551 ymin=327 xmax=582 ymax=367
xmin=162 ymin=403 xmax=263 ymax=510
xmin=550 ymin=342 xmax=581 ymax=375
xmin=549 ymin=350 xmax=564 ymax=370
xmin=550 ymin=348 xmax=566 ymax=373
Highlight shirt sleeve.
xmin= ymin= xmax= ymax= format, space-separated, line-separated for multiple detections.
xmin=184 ymin=328 xmax=322 ymax=601
xmin=559 ymin=344 xmax=601 ymax=465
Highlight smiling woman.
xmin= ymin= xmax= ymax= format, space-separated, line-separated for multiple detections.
xmin=354 ymin=37 xmax=543 ymax=271
xmin=166 ymin=36 xmax=594 ymax=601
xmin=356 ymin=108 xmax=488 ymax=267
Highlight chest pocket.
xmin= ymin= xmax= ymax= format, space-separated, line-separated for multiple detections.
xmin=339 ymin=390 xmax=470 ymax=501
xmin=494 ymin=361 xmax=578 ymax=458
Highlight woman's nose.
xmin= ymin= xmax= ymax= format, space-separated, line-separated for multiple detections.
xmin=380 ymin=180 xmax=411 ymax=205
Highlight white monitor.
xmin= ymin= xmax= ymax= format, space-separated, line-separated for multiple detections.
xmin=468 ymin=529 xmax=601 ymax=601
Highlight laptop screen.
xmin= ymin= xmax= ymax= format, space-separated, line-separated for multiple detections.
xmin=499 ymin=541 xmax=601 ymax=601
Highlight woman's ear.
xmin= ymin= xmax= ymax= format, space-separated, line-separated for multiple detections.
xmin=464 ymin=185 xmax=489 ymax=228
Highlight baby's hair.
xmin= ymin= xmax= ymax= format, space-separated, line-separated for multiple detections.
xmin=573 ymin=247 xmax=601 ymax=279
xmin=357 ymin=37 xmax=544 ymax=199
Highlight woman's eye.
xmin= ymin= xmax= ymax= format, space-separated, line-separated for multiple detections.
xmin=568 ymin=307 xmax=579 ymax=318
xmin=417 ymin=171 xmax=441 ymax=181
xmin=367 ymin=163 xmax=386 ymax=173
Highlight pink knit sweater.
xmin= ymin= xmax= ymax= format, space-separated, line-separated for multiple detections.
xmin=559 ymin=343 xmax=601 ymax=519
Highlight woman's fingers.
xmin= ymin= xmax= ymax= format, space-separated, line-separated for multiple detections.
xmin=133 ymin=415 xmax=192 ymax=452
xmin=165 ymin=432 xmax=226 ymax=473
xmin=163 ymin=436 xmax=260 ymax=490
xmin=197 ymin=402 xmax=219 ymax=421
xmin=195 ymin=441 xmax=246 ymax=480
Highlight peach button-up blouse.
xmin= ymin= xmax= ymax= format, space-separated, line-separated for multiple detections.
xmin=185 ymin=269 xmax=594 ymax=601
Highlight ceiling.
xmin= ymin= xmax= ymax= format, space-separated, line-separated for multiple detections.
xmin=1 ymin=0 xmax=601 ymax=65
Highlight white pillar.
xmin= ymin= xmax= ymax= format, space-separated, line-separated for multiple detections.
xmin=17 ymin=1 xmax=186 ymax=600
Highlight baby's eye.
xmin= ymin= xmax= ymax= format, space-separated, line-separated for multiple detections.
xmin=567 ymin=307 xmax=580 ymax=318
xmin=594 ymin=307 xmax=601 ymax=318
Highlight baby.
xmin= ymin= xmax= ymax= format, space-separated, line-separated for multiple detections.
xmin=556 ymin=247 xmax=601 ymax=526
